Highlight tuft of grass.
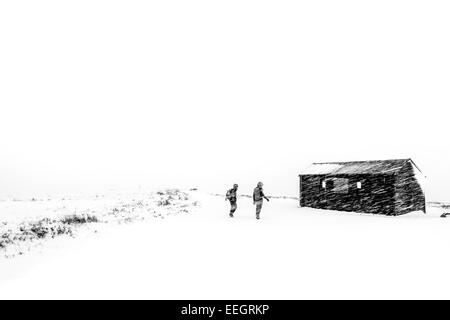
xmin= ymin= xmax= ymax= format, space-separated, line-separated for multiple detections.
xmin=158 ymin=199 xmax=171 ymax=206
xmin=60 ymin=214 xmax=99 ymax=225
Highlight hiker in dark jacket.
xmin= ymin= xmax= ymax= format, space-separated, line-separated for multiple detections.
xmin=226 ymin=184 xmax=239 ymax=217
xmin=253 ymin=182 xmax=269 ymax=220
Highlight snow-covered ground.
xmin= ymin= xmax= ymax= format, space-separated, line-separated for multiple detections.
xmin=0 ymin=189 xmax=197 ymax=261
xmin=1 ymin=190 xmax=450 ymax=299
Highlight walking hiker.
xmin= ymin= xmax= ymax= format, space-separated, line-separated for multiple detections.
xmin=253 ymin=182 xmax=269 ymax=220
xmin=226 ymin=184 xmax=239 ymax=217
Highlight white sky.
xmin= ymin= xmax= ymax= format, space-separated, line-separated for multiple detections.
xmin=1 ymin=1 xmax=449 ymax=201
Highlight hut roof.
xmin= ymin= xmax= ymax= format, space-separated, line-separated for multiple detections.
xmin=299 ymin=159 xmax=422 ymax=176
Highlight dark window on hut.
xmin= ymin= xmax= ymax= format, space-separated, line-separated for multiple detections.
xmin=323 ymin=178 xmax=349 ymax=194
xmin=333 ymin=178 xmax=349 ymax=194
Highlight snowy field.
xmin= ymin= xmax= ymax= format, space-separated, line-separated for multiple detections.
xmin=1 ymin=190 xmax=450 ymax=299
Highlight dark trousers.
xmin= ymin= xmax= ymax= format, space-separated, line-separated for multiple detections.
xmin=255 ymin=200 xmax=263 ymax=216
xmin=230 ymin=201 xmax=237 ymax=213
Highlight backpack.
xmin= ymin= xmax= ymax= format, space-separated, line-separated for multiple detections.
xmin=226 ymin=189 xmax=236 ymax=201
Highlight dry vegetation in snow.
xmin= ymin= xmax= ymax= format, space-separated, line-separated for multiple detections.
xmin=0 ymin=189 xmax=198 ymax=258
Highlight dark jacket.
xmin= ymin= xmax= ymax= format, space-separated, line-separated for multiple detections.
xmin=253 ymin=187 xmax=266 ymax=202
xmin=226 ymin=188 xmax=237 ymax=202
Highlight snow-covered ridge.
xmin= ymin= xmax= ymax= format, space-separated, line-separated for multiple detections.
xmin=212 ymin=193 xmax=298 ymax=200
xmin=216 ymin=192 xmax=450 ymax=208
xmin=428 ymin=202 xmax=450 ymax=209
xmin=0 ymin=189 xmax=198 ymax=258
